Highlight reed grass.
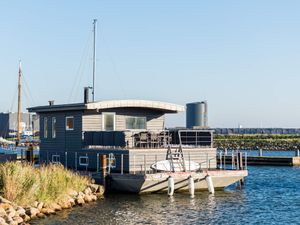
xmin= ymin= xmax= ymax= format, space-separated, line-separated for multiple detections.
xmin=0 ymin=162 xmax=91 ymax=206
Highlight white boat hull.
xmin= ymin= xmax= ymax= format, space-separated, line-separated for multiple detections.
xmin=108 ymin=170 xmax=248 ymax=194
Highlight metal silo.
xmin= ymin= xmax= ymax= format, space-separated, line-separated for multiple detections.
xmin=186 ymin=101 xmax=208 ymax=128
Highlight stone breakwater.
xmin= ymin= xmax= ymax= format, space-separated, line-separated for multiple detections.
xmin=0 ymin=184 xmax=104 ymax=225
xmin=214 ymin=135 xmax=300 ymax=150
xmin=213 ymin=139 xmax=300 ymax=150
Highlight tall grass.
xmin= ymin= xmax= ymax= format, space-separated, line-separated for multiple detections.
xmin=0 ymin=162 xmax=91 ymax=206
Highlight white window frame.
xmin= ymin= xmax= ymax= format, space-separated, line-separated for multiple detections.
xmin=79 ymin=156 xmax=89 ymax=166
xmin=52 ymin=155 xmax=60 ymax=164
xmin=52 ymin=117 xmax=56 ymax=138
xmin=65 ymin=116 xmax=74 ymax=131
xmin=102 ymin=112 xmax=116 ymax=131
xmin=44 ymin=117 xmax=48 ymax=138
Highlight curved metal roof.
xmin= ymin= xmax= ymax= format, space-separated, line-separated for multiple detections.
xmin=87 ymin=100 xmax=185 ymax=113
xmin=28 ymin=100 xmax=185 ymax=113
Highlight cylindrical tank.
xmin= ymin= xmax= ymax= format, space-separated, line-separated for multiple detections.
xmin=186 ymin=101 xmax=208 ymax=128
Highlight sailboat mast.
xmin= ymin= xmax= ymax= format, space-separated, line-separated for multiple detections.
xmin=17 ymin=60 xmax=22 ymax=143
xmin=92 ymin=19 xmax=97 ymax=102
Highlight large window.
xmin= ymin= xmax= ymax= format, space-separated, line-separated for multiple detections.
xmin=126 ymin=116 xmax=146 ymax=130
xmin=44 ymin=117 xmax=48 ymax=138
xmin=52 ymin=117 xmax=56 ymax=138
xmin=66 ymin=116 xmax=74 ymax=130
xmin=102 ymin=113 xmax=115 ymax=131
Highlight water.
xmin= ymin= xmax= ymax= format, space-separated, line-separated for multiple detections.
xmin=32 ymin=166 xmax=300 ymax=225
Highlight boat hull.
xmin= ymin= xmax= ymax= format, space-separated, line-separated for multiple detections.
xmin=107 ymin=170 xmax=248 ymax=194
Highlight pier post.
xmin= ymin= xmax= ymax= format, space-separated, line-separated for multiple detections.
xmin=102 ymin=154 xmax=107 ymax=186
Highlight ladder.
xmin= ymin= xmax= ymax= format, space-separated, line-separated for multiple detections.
xmin=166 ymin=145 xmax=186 ymax=172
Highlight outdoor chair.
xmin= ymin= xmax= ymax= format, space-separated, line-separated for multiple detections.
xmin=135 ymin=132 xmax=149 ymax=148
xmin=150 ymin=133 xmax=159 ymax=148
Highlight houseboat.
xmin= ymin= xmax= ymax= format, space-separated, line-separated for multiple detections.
xmin=28 ymin=97 xmax=248 ymax=194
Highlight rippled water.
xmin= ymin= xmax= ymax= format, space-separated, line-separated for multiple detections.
xmin=32 ymin=166 xmax=300 ymax=225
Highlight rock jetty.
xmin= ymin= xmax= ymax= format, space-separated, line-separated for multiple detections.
xmin=0 ymin=184 xmax=104 ymax=225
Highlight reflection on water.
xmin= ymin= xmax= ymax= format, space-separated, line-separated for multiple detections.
xmin=33 ymin=166 xmax=300 ymax=225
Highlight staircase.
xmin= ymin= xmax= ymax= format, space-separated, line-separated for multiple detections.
xmin=166 ymin=146 xmax=186 ymax=172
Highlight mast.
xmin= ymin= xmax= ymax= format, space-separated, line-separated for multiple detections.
xmin=17 ymin=60 xmax=22 ymax=144
xmin=92 ymin=19 xmax=97 ymax=102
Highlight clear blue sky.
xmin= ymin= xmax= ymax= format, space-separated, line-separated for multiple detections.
xmin=1 ymin=0 xmax=300 ymax=128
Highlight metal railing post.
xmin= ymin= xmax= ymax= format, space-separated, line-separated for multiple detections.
xmin=97 ymin=153 xmax=99 ymax=173
xmin=86 ymin=153 xmax=88 ymax=171
xmin=237 ymin=152 xmax=240 ymax=170
xmin=219 ymin=152 xmax=222 ymax=169
xmin=108 ymin=154 xmax=111 ymax=175
xmin=223 ymin=152 xmax=226 ymax=170
xmin=144 ymin=154 xmax=146 ymax=174
xmin=75 ymin=152 xmax=77 ymax=171
xmin=133 ymin=154 xmax=136 ymax=175
xmin=121 ymin=154 xmax=124 ymax=175
xmin=65 ymin=152 xmax=67 ymax=167
xmin=245 ymin=152 xmax=247 ymax=170
xmin=155 ymin=154 xmax=157 ymax=174
xmin=231 ymin=152 xmax=234 ymax=170
xmin=188 ymin=151 xmax=191 ymax=171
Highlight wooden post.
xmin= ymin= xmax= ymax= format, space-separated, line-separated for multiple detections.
xmin=239 ymin=152 xmax=243 ymax=170
xmin=102 ymin=154 xmax=107 ymax=186
xmin=237 ymin=152 xmax=245 ymax=187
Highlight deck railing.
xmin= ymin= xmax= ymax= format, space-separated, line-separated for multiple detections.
xmin=39 ymin=148 xmax=247 ymax=175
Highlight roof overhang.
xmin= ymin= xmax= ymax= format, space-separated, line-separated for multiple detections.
xmin=27 ymin=100 xmax=185 ymax=114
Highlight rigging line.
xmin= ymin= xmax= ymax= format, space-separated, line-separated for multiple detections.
xmin=9 ymin=85 xmax=18 ymax=112
xmin=22 ymin=74 xmax=36 ymax=106
xmin=73 ymin=35 xmax=93 ymax=102
xmin=22 ymin=78 xmax=35 ymax=108
xmin=68 ymin=30 xmax=93 ymax=102
xmin=22 ymin=88 xmax=31 ymax=109
xmin=102 ymin=35 xmax=127 ymax=98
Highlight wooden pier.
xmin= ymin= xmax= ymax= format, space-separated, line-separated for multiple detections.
xmin=218 ymin=155 xmax=300 ymax=166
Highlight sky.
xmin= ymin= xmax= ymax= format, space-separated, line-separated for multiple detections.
xmin=1 ymin=0 xmax=300 ymax=128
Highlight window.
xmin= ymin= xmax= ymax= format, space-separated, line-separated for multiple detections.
xmin=52 ymin=117 xmax=56 ymax=138
xmin=79 ymin=156 xmax=89 ymax=166
xmin=66 ymin=116 xmax=74 ymax=130
xmin=52 ymin=155 xmax=60 ymax=164
xmin=126 ymin=116 xmax=146 ymax=129
xmin=102 ymin=113 xmax=115 ymax=131
xmin=44 ymin=117 xmax=48 ymax=138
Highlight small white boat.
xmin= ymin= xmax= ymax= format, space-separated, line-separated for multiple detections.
xmin=151 ymin=160 xmax=200 ymax=172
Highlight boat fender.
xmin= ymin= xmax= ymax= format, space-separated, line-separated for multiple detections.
xmin=205 ymin=175 xmax=215 ymax=194
xmin=168 ymin=176 xmax=175 ymax=196
xmin=188 ymin=176 xmax=195 ymax=198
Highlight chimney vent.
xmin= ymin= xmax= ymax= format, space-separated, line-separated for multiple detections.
xmin=48 ymin=100 xmax=54 ymax=106
xmin=84 ymin=87 xmax=92 ymax=104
